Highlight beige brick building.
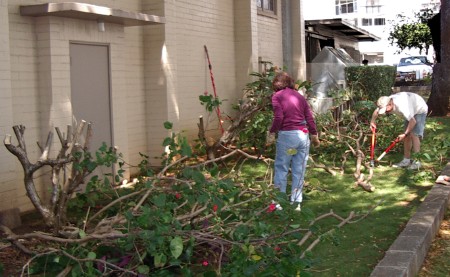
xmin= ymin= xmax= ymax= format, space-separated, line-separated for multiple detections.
xmin=0 ymin=0 xmax=306 ymax=215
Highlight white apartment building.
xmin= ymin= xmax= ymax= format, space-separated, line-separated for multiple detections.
xmin=304 ymin=0 xmax=440 ymax=65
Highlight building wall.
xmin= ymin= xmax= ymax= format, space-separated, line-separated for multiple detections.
xmin=142 ymin=0 xmax=240 ymax=168
xmin=0 ymin=0 xmax=18 ymax=214
xmin=1 ymin=0 xmax=303 ymax=213
xmin=257 ymin=2 xmax=284 ymax=69
xmin=7 ymin=1 xmax=136 ymax=210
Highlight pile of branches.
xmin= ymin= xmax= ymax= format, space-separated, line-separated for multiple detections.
xmin=1 ymin=123 xmax=377 ymax=276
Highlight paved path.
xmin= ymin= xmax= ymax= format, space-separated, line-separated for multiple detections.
xmin=370 ymin=162 xmax=450 ymax=277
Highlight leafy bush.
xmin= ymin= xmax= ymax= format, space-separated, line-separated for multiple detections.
xmin=311 ymin=97 xmax=404 ymax=175
xmin=346 ymin=65 xmax=397 ymax=101
xmin=233 ymin=68 xmax=276 ymax=155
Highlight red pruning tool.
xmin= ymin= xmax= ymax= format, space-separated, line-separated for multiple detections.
xmin=204 ymin=45 xmax=224 ymax=134
xmin=370 ymin=126 xmax=376 ymax=167
xmin=376 ymin=137 xmax=401 ymax=162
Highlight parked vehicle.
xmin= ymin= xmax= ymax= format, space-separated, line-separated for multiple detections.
xmin=396 ymin=56 xmax=433 ymax=81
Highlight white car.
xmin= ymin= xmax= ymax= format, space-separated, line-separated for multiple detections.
xmin=396 ymin=56 xmax=433 ymax=81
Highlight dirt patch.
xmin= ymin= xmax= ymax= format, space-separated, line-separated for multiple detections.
xmin=419 ymin=215 xmax=450 ymax=276
xmin=0 ymin=212 xmax=49 ymax=276
xmin=0 ymin=242 xmax=33 ymax=276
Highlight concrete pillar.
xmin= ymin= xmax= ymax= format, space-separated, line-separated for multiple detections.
xmin=233 ymin=0 xmax=260 ymax=94
xmin=142 ymin=0 xmax=174 ymax=161
xmin=282 ymin=0 xmax=306 ymax=81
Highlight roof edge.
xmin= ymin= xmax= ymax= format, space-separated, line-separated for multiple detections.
xmin=20 ymin=2 xmax=165 ymax=26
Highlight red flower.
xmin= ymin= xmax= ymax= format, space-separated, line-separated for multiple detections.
xmin=213 ymin=204 xmax=218 ymax=212
xmin=175 ymin=193 xmax=182 ymax=199
xmin=202 ymin=260 xmax=209 ymax=266
xmin=274 ymin=246 xmax=281 ymax=251
xmin=267 ymin=203 xmax=276 ymax=213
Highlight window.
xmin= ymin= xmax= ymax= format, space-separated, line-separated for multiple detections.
xmin=364 ymin=0 xmax=382 ymax=14
xmin=365 ymin=5 xmax=381 ymax=13
xmin=257 ymin=0 xmax=276 ymax=15
xmin=335 ymin=0 xmax=357 ymax=15
xmin=362 ymin=18 xmax=372 ymax=26
xmin=374 ymin=18 xmax=385 ymax=25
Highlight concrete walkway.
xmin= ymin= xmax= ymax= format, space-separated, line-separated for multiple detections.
xmin=370 ymin=162 xmax=450 ymax=277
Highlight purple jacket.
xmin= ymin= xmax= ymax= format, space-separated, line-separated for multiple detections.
xmin=269 ymin=88 xmax=318 ymax=135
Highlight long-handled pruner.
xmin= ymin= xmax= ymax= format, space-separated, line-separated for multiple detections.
xmin=376 ymin=137 xmax=401 ymax=162
xmin=370 ymin=126 xmax=376 ymax=167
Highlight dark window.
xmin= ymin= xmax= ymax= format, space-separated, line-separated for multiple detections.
xmin=374 ymin=18 xmax=385 ymax=25
xmin=257 ymin=0 xmax=276 ymax=15
xmin=362 ymin=18 xmax=372 ymax=26
xmin=336 ymin=0 xmax=357 ymax=15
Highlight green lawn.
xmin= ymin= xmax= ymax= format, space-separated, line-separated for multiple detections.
xmin=241 ymin=115 xmax=449 ymax=276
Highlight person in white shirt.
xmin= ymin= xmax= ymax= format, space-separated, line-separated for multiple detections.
xmin=370 ymin=92 xmax=428 ymax=170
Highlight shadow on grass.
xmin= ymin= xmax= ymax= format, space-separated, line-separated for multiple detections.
xmin=300 ymin=164 xmax=434 ymax=276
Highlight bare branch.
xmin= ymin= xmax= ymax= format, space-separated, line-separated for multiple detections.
xmin=88 ymin=189 xmax=145 ymax=225
xmin=13 ymin=125 xmax=26 ymax=152
xmin=38 ymin=131 xmax=53 ymax=161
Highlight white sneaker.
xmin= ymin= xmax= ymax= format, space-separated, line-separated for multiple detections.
xmin=408 ymin=161 xmax=421 ymax=170
xmin=290 ymin=202 xmax=301 ymax=211
xmin=392 ymin=159 xmax=411 ymax=168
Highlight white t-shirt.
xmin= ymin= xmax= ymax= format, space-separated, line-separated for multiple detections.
xmin=390 ymin=92 xmax=428 ymax=121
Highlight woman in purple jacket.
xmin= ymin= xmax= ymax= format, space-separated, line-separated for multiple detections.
xmin=268 ymin=72 xmax=320 ymax=211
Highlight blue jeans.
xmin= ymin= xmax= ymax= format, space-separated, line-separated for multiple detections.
xmin=274 ymin=130 xmax=310 ymax=203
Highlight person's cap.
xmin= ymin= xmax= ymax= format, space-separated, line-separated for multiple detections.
xmin=377 ymin=96 xmax=390 ymax=115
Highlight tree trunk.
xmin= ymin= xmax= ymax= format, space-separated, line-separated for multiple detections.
xmin=427 ymin=64 xmax=449 ymax=116
xmin=3 ymin=122 xmax=92 ymax=231
xmin=427 ymin=1 xmax=450 ymax=116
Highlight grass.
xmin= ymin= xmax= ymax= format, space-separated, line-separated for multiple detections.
xmin=302 ymin=166 xmax=431 ymax=276
xmin=239 ymin=115 xmax=449 ymax=276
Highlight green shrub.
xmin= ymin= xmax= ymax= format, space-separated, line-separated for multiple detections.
xmin=346 ymin=65 xmax=397 ymax=101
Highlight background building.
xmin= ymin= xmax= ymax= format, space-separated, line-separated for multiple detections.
xmin=304 ymin=0 xmax=441 ymax=65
